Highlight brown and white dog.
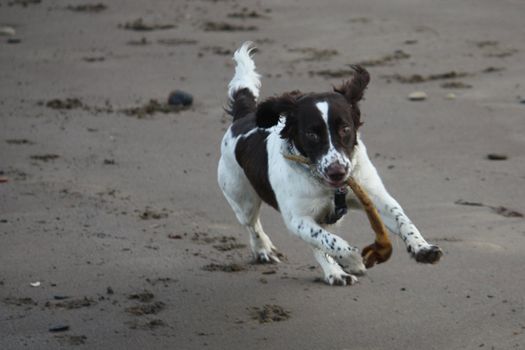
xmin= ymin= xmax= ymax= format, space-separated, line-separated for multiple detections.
xmin=218 ymin=42 xmax=442 ymax=286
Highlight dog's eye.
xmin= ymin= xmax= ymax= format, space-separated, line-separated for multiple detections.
xmin=305 ymin=132 xmax=320 ymax=142
xmin=340 ymin=126 xmax=352 ymax=137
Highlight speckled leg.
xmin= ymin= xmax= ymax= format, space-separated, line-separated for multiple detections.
xmin=312 ymin=248 xmax=358 ymax=286
xmin=352 ymin=139 xmax=443 ymax=263
xmin=283 ymin=216 xmax=366 ymax=276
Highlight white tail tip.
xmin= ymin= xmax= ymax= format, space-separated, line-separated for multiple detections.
xmin=228 ymin=41 xmax=261 ymax=100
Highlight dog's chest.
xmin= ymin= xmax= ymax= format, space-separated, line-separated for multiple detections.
xmin=310 ymin=194 xmax=337 ymax=224
xmin=274 ymin=169 xmax=337 ymax=221
xmin=301 ymin=191 xmax=334 ymax=220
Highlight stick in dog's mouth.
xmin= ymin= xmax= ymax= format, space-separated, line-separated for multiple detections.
xmin=282 ymin=153 xmax=393 ymax=268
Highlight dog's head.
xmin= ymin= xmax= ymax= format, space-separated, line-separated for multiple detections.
xmin=256 ymin=66 xmax=370 ymax=188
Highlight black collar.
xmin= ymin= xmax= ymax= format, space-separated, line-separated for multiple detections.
xmin=324 ymin=187 xmax=348 ymax=224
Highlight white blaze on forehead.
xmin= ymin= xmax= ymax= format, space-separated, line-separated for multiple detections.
xmin=316 ymin=101 xmax=332 ymax=145
xmin=316 ymin=101 xmax=329 ymax=126
xmin=315 ymin=101 xmax=351 ymax=173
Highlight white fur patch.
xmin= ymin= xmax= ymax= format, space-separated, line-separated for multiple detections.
xmin=316 ymin=101 xmax=329 ymax=125
xmin=228 ymin=41 xmax=261 ymax=100
xmin=315 ymin=101 xmax=351 ymax=175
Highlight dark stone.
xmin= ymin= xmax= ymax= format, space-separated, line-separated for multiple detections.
xmin=486 ymin=153 xmax=508 ymax=161
xmin=168 ymin=90 xmax=193 ymax=107
xmin=49 ymin=325 xmax=70 ymax=333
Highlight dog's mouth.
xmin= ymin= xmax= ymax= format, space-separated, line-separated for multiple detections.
xmin=323 ymin=176 xmax=348 ymax=189
xmin=318 ymin=163 xmax=350 ymax=188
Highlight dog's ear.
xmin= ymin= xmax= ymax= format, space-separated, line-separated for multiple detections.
xmin=334 ymin=65 xmax=370 ymax=127
xmin=255 ymin=92 xmax=299 ymax=128
xmin=334 ymin=65 xmax=370 ymax=104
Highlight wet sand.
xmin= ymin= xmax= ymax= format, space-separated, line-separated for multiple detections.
xmin=1 ymin=0 xmax=524 ymax=349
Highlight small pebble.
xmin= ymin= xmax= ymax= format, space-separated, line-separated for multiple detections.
xmin=486 ymin=153 xmax=508 ymax=161
xmin=30 ymin=281 xmax=41 ymax=287
xmin=520 ymin=99 xmax=525 ymax=104
xmin=49 ymin=325 xmax=70 ymax=333
xmin=408 ymin=91 xmax=427 ymax=101
xmin=0 ymin=26 xmax=16 ymax=36
xmin=7 ymin=38 xmax=21 ymax=44
xmin=445 ymin=92 xmax=456 ymax=100
xmin=168 ymin=90 xmax=193 ymax=107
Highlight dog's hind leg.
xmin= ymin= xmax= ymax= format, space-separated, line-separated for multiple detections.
xmin=248 ymin=219 xmax=281 ymax=263
xmin=224 ymin=191 xmax=280 ymax=264
xmin=218 ymin=158 xmax=280 ymax=264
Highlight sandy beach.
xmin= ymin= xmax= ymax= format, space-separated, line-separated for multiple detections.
xmin=1 ymin=0 xmax=524 ymax=349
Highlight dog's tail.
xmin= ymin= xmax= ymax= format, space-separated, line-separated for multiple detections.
xmin=226 ymin=42 xmax=261 ymax=121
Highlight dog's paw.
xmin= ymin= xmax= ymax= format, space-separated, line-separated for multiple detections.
xmin=335 ymin=250 xmax=367 ymax=276
xmin=316 ymin=256 xmax=359 ymax=286
xmin=325 ymin=271 xmax=358 ymax=286
xmin=410 ymin=245 xmax=443 ymax=264
xmin=254 ymin=248 xmax=281 ymax=264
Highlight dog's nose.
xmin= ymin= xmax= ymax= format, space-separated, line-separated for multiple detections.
xmin=326 ymin=163 xmax=347 ymax=182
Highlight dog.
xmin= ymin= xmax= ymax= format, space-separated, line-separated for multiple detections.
xmin=218 ymin=42 xmax=442 ymax=286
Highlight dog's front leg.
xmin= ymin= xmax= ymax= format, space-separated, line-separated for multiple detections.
xmin=352 ymin=140 xmax=443 ymax=263
xmin=283 ymin=215 xmax=366 ymax=283
xmin=312 ymin=248 xmax=358 ymax=286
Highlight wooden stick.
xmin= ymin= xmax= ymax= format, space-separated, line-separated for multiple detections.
xmin=346 ymin=177 xmax=392 ymax=268
xmin=283 ymin=153 xmax=392 ymax=268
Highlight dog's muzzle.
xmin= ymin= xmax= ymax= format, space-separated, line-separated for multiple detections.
xmin=323 ymin=163 xmax=349 ymax=188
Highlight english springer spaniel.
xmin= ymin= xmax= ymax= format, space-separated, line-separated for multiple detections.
xmin=218 ymin=42 xmax=442 ymax=286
